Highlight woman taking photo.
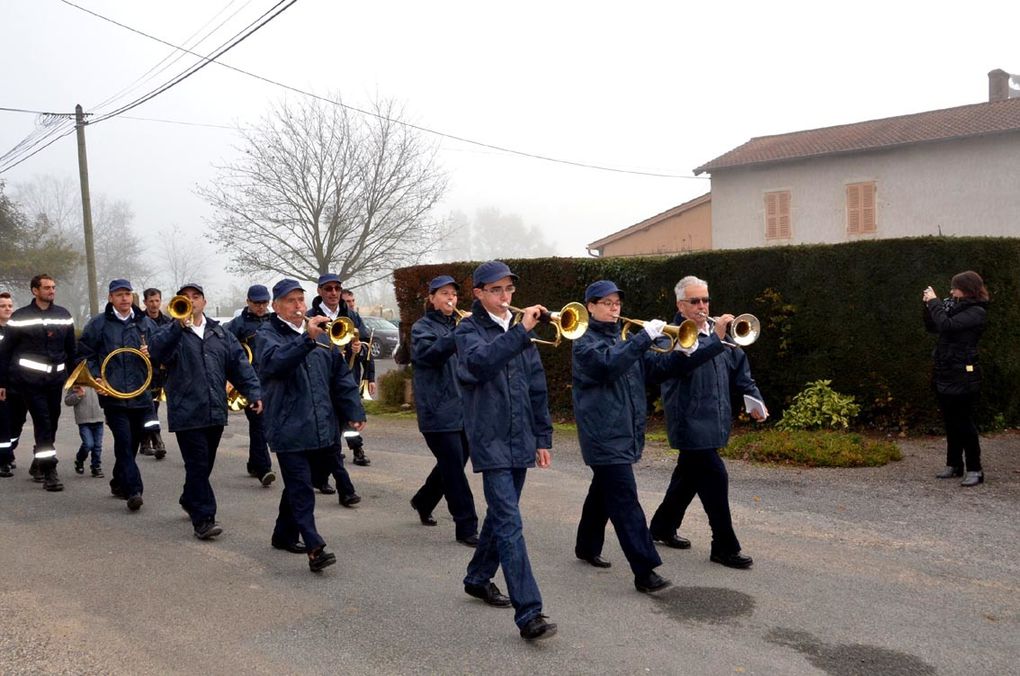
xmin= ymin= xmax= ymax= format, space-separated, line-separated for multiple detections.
xmin=922 ymin=271 xmax=989 ymax=487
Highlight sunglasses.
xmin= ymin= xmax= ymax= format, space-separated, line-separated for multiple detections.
xmin=681 ymin=297 xmax=711 ymax=305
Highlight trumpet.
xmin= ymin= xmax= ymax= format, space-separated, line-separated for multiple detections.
xmin=620 ymin=317 xmax=699 ymax=352
xmin=167 ymin=295 xmax=193 ymax=324
xmin=64 ymin=348 xmax=153 ymax=400
xmin=506 ymin=302 xmax=589 ymax=347
xmin=447 ymin=301 xmax=472 ymax=324
xmin=297 ymin=313 xmax=356 ymax=348
xmin=226 ymin=341 xmax=253 ymax=411
xmin=707 ymin=313 xmax=760 ymax=347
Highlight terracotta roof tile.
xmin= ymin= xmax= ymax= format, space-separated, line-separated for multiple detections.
xmin=694 ymin=97 xmax=1020 ymax=175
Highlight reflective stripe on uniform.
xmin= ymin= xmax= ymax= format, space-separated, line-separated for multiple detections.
xmin=33 ymin=449 xmax=57 ymax=459
xmin=0 ymin=441 xmax=11 ymax=449
xmin=17 ymin=358 xmax=65 ymax=373
xmin=342 ymin=430 xmax=361 ymax=438
xmin=144 ymin=420 xmax=161 ymax=428
xmin=7 ymin=317 xmax=75 ymax=328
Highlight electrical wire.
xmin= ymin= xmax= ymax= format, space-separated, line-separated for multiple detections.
xmin=58 ymin=0 xmax=701 ymax=180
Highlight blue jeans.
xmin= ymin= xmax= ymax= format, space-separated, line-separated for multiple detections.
xmin=104 ymin=407 xmax=146 ymax=497
xmin=464 ymin=468 xmax=543 ymax=628
xmin=76 ymin=421 xmax=104 ymax=468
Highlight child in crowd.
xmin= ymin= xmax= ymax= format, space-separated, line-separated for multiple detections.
xmin=64 ymin=385 xmax=105 ymax=477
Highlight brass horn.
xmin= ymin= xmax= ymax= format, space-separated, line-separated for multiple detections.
xmin=448 ymin=302 xmax=472 ymax=324
xmin=708 ymin=313 xmax=761 ymax=347
xmin=620 ymin=317 xmax=700 ymax=352
xmin=64 ymin=348 xmax=153 ymax=400
xmin=167 ymin=295 xmax=192 ymax=322
xmin=226 ymin=341 xmax=253 ymax=412
xmin=507 ymin=302 xmax=589 ymax=347
xmin=299 ymin=314 xmax=356 ymax=349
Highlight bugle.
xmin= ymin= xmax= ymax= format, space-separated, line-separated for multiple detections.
xmin=167 ymin=295 xmax=192 ymax=323
xmin=297 ymin=313 xmax=357 ymax=348
xmin=226 ymin=341 xmax=253 ymax=411
xmin=506 ymin=302 xmax=589 ymax=347
xmin=620 ymin=317 xmax=699 ymax=351
xmin=708 ymin=313 xmax=760 ymax=347
xmin=64 ymin=348 xmax=153 ymax=400
xmin=448 ymin=301 xmax=472 ymax=324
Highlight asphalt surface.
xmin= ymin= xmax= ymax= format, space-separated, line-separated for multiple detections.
xmin=1 ymin=378 xmax=1018 ymax=675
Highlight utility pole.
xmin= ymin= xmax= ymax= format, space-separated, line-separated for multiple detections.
xmin=75 ymin=104 xmax=99 ymax=316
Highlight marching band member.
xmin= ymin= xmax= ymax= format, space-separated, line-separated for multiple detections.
xmin=148 ymin=283 xmax=262 ymax=540
xmin=139 ymin=287 xmax=171 ymax=459
xmin=0 ymin=291 xmax=21 ymax=478
xmin=224 ymin=284 xmax=276 ymax=487
xmin=257 ymin=279 xmax=366 ymax=572
xmin=0 ymin=274 xmax=75 ymax=491
xmin=409 ymin=275 xmax=479 ymax=546
xmin=76 ymin=279 xmax=158 ymax=510
xmin=308 ymin=274 xmax=374 ymax=468
xmin=455 ymin=260 xmax=556 ymax=642
xmin=648 ymin=276 xmax=766 ymax=569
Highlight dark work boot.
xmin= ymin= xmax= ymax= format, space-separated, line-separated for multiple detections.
xmin=152 ymin=432 xmax=167 ymax=460
xmin=351 ymin=447 xmax=370 ymax=467
xmin=43 ymin=465 xmax=64 ymax=492
xmin=139 ymin=433 xmax=155 ymax=457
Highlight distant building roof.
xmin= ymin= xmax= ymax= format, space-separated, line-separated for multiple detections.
xmin=694 ymin=97 xmax=1020 ymax=175
xmin=587 ymin=192 xmax=711 ymax=251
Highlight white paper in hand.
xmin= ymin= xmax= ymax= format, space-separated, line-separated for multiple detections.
xmin=743 ymin=395 xmax=768 ymax=420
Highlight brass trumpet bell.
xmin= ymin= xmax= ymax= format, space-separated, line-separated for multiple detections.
xmin=729 ymin=313 xmax=760 ymax=346
xmin=63 ymin=347 xmax=153 ymax=399
xmin=168 ymin=295 xmax=192 ymax=321
xmin=508 ymin=302 xmax=589 ymax=347
xmin=226 ymin=341 xmax=254 ymax=412
xmin=620 ymin=317 xmax=699 ymax=352
xmin=452 ymin=307 xmax=472 ymax=324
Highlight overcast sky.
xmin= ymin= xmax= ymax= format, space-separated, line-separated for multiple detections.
xmin=3 ymin=0 xmax=1018 ymax=299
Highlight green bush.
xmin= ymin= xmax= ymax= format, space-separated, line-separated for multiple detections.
xmin=777 ymin=380 xmax=860 ymax=431
xmin=377 ymin=366 xmax=412 ymax=410
xmin=723 ymin=430 xmax=902 ymax=467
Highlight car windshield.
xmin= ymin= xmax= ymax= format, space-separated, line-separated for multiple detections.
xmin=362 ymin=316 xmax=396 ymax=330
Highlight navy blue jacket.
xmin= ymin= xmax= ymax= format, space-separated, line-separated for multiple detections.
xmin=256 ymin=314 xmax=365 ymax=453
xmin=76 ymin=304 xmax=158 ymax=409
xmin=223 ymin=308 xmax=271 ymax=372
xmin=307 ymin=297 xmax=375 ymax=384
xmin=455 ymin=299 xmax=552 ymax=472
xmin=572 ymin=318 xmax=727 ymax=466
xmin=411 ymin=309 xmax=463 ymax=433
xmin=923 ymin=297 xmax=987 ymax=395
xmin=0 ymin=300 xmax=76 ymax=389
xmin=660 ymin=314 xmax=763 ymax=450
xmin=148 ymin=317 xmax=261 ymax=432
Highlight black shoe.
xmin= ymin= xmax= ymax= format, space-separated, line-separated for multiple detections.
xmin=43 ymin=468 xmax=63 ymax=492
xmin=139 ymin=444 xmax=155 ymax=457
xmin=457 ymin=534 xmax=480 ymax=547
xmin=710 ymin=551 xmax=753 ymax=569
xmin=464 ymin=582 xmax=512 ymax=608
xmin=317 ymin=482 xmax=337 ymax=495
xmin=577 ymin=553 xmax=612 ymax=568
xmin=0 ymin=464 xmax=13 ymax=478
xmin=153 ymin=447 xmax=166 ymax=460
xmin=410 ymin=498 xmax=437 ymax=526
xmin=29 ymin=459 xmax=42 ymax=482
xmin=194 ymin=520 xmax=223 ymax=540
xmin=352 ymin=449 xmax=370 ymax=466
xmin=111 ymin=484 xmax=128 ymax=499
xmin=635 ymin=571 xmax=672 ymax=593
xmin=74 ymin=459 xmax=85 ymax=474
xmin=259 ymin=470 xmax=276 ymax=487
xmin=91 ymin=466 xmax=104 ymax=478
xmin=272 ymin=537 xmax=308 ymax=554
xmin=936 ymin=466 xmax=964 ymax=479
xmin=308 ymin=547 xmax=336 ymax=572
xmin=127 ymin=494 xmax=144 ymax=511
xmin=652 ymin=532 xmax=692 ymax=549
xmin=519 ymin=614 xmax=557 ymax=641
xmin=339 ymin=492 xmax=362 ymax=507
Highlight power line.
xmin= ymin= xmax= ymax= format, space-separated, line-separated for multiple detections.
xmin=59 ymin=0 xmax=702 ymax=180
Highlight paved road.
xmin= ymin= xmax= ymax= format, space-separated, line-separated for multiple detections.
xmin=1 ymin=408 xmax=1017 ymax=675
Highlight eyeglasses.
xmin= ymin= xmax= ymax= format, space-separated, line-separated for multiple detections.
xmin=321 ymin=285 xmax=342 ymax=293
xmin=596 ymin=300 xmax=622 ymax=309
xmin=482 ymin=285 xmax=515 ymax=295
xmin=681 ymin=297 xmax=711 ymax=305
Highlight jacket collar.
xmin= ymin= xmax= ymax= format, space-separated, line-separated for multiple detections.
xmin=470 ymin=299 xmax=507 ymax=329
xmin=104 ymin=302 xmax=145 ymax=321
xmin=589 ymin=317 xmax=619 ymax=336
xmin=426 ymin=308 xmax=456 ymax=326
xmin=241 ymin=307 xmax=270 ymax=323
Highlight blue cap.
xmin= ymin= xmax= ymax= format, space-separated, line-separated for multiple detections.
xmin=176 ymin=282 xmax=204 ymax=296
xmin=472 ymin=260 xmax=518 ymax=288
xmin=246 ymin=284 xmax=270 ymax=302
xmin=428 ymin=275 xmax=460 ymax=293
xmin=108 ymin=278 xmax=132 ymax=293
xmin=316 ymin=273 xmax=342 ymax=287
xmin=273 ymin=278 xmax=304 ymax=300
xmin=584 ymin=280 xmax=625 ymax=303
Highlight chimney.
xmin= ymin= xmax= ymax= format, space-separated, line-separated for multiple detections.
xmin=989 ymin=69 xmax=1010 ymax=102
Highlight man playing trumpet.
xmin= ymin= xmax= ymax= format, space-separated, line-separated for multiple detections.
xmin=648 ymin=276 xmax=767 ymax=569
xmin=76 ymin=279 xmax=159 ymax=511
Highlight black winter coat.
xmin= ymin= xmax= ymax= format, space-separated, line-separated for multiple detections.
xmin=306 ymin=297 xmax=375 ymax=383
xmin=223 ymin=308 xmax=271 ymax=372
xmin=0 ymin=300 xmax=76 ymax=389
xmin=76 ymin=304 xmax=158 ymax=409
xmin=411 ymin=309 xmax=462 ymax=433
xmin=923 ymin=297 xmax=987 ymax=395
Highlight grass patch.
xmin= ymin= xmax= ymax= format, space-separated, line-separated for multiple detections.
xmin=722 ymin=429 xmax=902 ymax=468
xmin=363 ymin=399 xmax=417 ymax=418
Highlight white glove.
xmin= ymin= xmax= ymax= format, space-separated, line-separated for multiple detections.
xmin=642 ymin=319 xmax=666 ymax=340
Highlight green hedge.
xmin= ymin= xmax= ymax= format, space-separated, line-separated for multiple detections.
xmin=394 ymin=237 xmax=1020 ymax=431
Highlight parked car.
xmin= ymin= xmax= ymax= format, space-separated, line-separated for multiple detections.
xmin=360 ymin=315 xmax=400 ymax=359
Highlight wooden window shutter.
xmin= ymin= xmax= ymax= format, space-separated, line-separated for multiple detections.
xmin=847 ymin=182 xmax=876 ymax=234
xmin=778 ymin=191 xmax=791 ymax=238
xmin=847 ymin=184 xmax=861 ymax=234
xmin=765 ymin=192 xmax=778 ymax=239
xmin=861 ymin=182 xmax=876 ymax=232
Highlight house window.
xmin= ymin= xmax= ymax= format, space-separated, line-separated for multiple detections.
xmin=764 ymin=191 xmax=791 ymax=240
xmin=846 ymin=182 xmax=877 ymax=234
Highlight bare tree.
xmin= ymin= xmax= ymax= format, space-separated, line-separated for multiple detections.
xmin=159 ymin=224 xmax=214 ymax=291
xmin=457 ymin=207 xmax=558 ymax=260
xmin=200 ymin=95 xmax=449 ymax=287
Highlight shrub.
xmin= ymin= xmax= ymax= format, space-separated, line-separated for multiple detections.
xmin=377 ymin=366 xmax=412 ymax=410
xmin=776 ymin=380 xmax=860 ymax=431
xmin=723 ymin=430 xmax=902 ymax=467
